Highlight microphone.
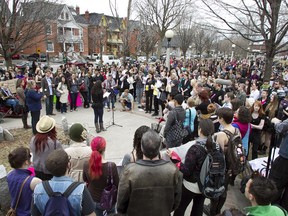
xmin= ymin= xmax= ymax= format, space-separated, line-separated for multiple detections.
xmin=215 ymin=79 xmax=232 ymax=86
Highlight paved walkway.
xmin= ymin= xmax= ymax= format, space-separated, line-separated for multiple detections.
xmin=0 ymin=101 xmax=250 ymax=215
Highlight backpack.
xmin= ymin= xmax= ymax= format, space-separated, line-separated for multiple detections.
xmin=197 ymin=137 xmax=226 ymax=199
xmin=42 ymin=181 xmax=82 ymax=216
xmin=223 ymin=129 xmax=246 ymax=176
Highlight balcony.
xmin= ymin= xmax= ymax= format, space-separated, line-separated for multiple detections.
xmin=57 ymin=34 xmax=83 ymax=43
xmin=107 ymin=38 xmax=123 ymax=44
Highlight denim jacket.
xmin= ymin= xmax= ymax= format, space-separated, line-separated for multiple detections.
xmin=33 ymin=176 xmax=85 ymax=216
xmin=275 ymin=119 xmax=288 ymax=159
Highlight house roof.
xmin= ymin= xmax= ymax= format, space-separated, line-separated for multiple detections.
xmin=21 ymin=1 xmax=66 ymax=20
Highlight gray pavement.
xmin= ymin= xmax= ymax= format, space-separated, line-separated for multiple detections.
xmin=0 ymin=101 xmax=250 ymax=215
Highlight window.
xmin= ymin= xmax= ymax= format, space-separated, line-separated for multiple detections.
xmin=79 ymin=43 xmax=84 ymax=52
xmin=61 ymin=12 xmax=64 ymax=19
xmin=46 ymin=25 xmax=52 ymax=35
xmin=58 ymin=27 xmax=64 ymax=35
xmin=66 ymin=13 xmax=69 ymax=20
xmin=46 ymin=41 xmax=54 ymax=52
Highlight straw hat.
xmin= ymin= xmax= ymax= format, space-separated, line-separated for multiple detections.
xmin=36 ymin=115 xmax=56 ymax=134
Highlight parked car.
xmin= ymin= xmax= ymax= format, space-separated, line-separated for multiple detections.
xmin=39 ymin=53 xmax=47 ymax=62
xmin=95 ymin=55 xmax=121 ymax=66
xmin=27 ymin=53 xmax=39 ymax=61
xmin=149 ymin=56 xmax=157 ymax=62
xmin=86 ymin=53 xmax=99 ymax=60
xmin=137 ymin=56 xmax=147 ymax=63
xmin=12 ymin=54 xmax=21 ymax=60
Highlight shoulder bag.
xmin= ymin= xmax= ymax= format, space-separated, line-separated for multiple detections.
xmin=166 ymin=111 xmax=188 ymax=144
xmin=6 ymin=176 xmax=30 ymax=216
xmin=100 ymin=162 xmax=117 ymax=211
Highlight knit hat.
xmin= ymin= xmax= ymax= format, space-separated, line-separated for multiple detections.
xmin=36 ymin=115 xmax=56 ymax=134
xmin=69 ymin=123 xmax=87 ymax=142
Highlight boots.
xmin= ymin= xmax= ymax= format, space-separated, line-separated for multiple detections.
xmin=100 ymin=123 xmax=106 ymax=131
xmin=95 ymin=123 xmax=100 ymax=133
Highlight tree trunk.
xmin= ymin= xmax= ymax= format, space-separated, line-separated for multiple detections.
xmin=264 ymin=56 xmax=274 ymax=82
xmin=183 ymin=50 xmax=187 ymax=60
xmin=5 ymin=56 xmax=12 ymax=68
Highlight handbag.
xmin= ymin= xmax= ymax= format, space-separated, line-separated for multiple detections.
xmin=6 ymin=176 xmax=30 ymax=216
xmin=79 ymin=83 xmax=85 ymax=91
xmin=166 ymin=111 xmax=188 ymax=144
xmin=100 ymin=162 xmax=117 ymax=211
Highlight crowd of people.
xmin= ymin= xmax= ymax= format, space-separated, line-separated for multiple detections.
xmin=3 ymin=56 xmax=288 ymax=215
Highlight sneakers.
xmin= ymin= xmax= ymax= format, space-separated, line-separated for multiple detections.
xmin=107 ymin=109 xmax=111 ymax=112
xmin=152 ymin=113 xmax=158 ymax=117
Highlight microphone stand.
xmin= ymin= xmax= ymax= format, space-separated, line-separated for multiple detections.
xmin=106 ymin=89 xmax=123 ymax=129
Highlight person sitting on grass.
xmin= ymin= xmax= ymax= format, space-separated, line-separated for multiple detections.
xmin=120 ymin=89 xmax=134 ymax=112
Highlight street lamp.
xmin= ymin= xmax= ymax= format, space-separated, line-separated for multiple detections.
xmin=165 ymin=29 xmax=174 ymax=70
xmin=231 ymin=44 xmax=236 ymax=62
xmin=247 ymin=47 xmax=250 ymax=59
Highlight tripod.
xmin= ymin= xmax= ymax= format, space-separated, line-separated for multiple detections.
xmin=106 ymin=91 xmax=123 ymax=129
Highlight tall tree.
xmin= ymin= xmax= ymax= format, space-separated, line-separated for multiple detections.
xmin=109 ymin=0 xmax=134 ymax=59
xmin=201 ymin=0 xmax=288 ymax=81
xmin=135 ymin=0 xmax=193 ymax=58
xmin=138 ymin=16 xmax=159 ymax=59
xmin=0 ymin=0 xmax=58 ymax=67
xmin=192 ymin=26 xmax=215 ymax=57
xmin=176 ymin=16 xmax=194 ymax=59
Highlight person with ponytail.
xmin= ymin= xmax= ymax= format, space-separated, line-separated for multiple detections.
xmin=167 ymin=119 xmax=215 ymax=216
xmin=83 ymin=136 xmax=119 ymax=216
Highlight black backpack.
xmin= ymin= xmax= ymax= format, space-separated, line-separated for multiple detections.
xmin=42 ymin=181 xmax=82 ymax=216
xmin=223 ymin=129 xmax=246 ymax=176
xmin=197 ymin=137 xmax=226 ymax=199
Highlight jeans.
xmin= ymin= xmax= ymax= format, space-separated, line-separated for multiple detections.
xmin=94 ymin=202 xmax=115 ymax=216
xmin=93 ymin=107 xmax=104 ymax=124
xmin=153 ymin=95 xmax=159 ymax=114
xmin=61 ymin=103 xmax=67 ymax=113
xmin=136 ymin=87 xmax=143 ymax=104
xmin=145 ymin=90 xmax=153 ymax=112
xmin=81 ymin=91 xmax=89 ymax=108
xmin=107 ymin=94 xmax=115 ymax=109
xmin=45 ymin=95 xmax=53 ymax=115
xmin=173 ymin=184 xmax=205 ymax=216
xmin=249 ymin=131 xmax=261 ymax=159
xmin=55 ymin=96 xmax=61 ymax=111
xmin=31 ymin=110 xmax=40 ymax=135
xmin=88 ymin=87 xmax=92 ymax=103
xmin=209 ymin=174 xmax=229 ymax=216
xmin=5 ymin=98 xmax=19 ymax=109
xmin=70 ymin=92 xmax=77 ymax=110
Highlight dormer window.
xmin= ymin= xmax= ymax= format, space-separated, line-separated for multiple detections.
xmin=66 ymin=13 xmax=69 ymax=20
xmin=61 ymin=12 xmax=64 ymax=19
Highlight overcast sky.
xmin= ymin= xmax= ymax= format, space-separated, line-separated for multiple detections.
xmin=62 ymin=0 xmax=130 ymax=17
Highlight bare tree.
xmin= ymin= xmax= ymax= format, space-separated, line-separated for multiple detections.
xmin=109 ymin=0 xmax=134 ymax=59
xmin=135 ymin=0 xmax=193 ymax=58
xmin=201 ymin=0 xmax=288 ymax=81
xmin=192 ymin=26 xmax=215 ymax=57
xmin=138 ymin=16 xmax=159 ymax=59
xmin=176 ymin=16 xmax=194 ymax=59
xmin=0 ymin=0 xmax=58 ymax=67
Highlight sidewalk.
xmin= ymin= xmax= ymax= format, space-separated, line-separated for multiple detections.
xmin=0 ymin=101 xmax=250 ymax=215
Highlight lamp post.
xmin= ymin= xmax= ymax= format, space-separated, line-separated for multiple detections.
xmin=247 ymin=47 xmax=250 ymax=59
xmin=165 ymin=29 xmax=174 ymax=70
xmin=230 ymin=44 xmax=236 ymax=62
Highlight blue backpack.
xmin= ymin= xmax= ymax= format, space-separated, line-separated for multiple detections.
xmin=42 ymin=181 xmax=82 ymax=216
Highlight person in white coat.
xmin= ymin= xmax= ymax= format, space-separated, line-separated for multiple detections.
xmin=57 ymin=76 xmax=69 ymax=113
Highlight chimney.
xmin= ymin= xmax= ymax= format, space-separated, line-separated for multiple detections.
xmin=76 ymin=6 xmax=80 ymax=15
xmin=85 ymin=10 xmax=89 ymax=21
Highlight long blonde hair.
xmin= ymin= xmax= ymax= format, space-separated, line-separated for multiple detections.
xmin=265 ymin=94 xmax=279 ymax=119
